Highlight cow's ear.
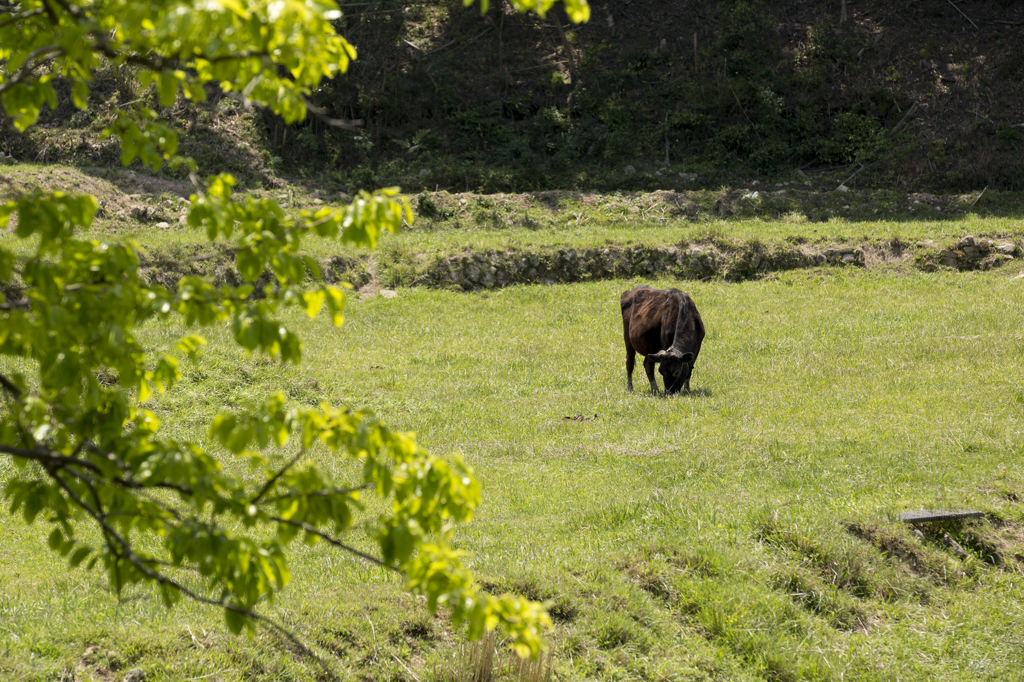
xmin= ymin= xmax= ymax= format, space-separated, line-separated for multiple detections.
xmin=680 ymin=352 xmax=694 ymax=364
xmin=649 ymin=350 xmax=668 ymax=363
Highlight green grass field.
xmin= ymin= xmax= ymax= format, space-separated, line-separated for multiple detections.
xmin=3 ymin=259 xmax=1024 ymax=680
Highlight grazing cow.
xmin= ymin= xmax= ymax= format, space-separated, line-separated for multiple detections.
xmin=620 ymin=286 xmax=705 ymax=394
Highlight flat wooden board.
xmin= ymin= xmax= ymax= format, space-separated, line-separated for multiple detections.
xmin=898 ymin=510 xmax=985 ymax=524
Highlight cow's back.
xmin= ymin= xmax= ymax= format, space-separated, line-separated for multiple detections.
xmin=621 ymin=286 xmax=676 ymax=356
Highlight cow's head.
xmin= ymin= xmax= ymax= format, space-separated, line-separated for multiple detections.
xmin=650 ymin=349 xmax=695 ymax=394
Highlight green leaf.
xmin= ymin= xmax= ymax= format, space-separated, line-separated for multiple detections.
xmin=157 ymin=72 xmax=179 ymax=107
xmin=225 ymin=607 xmax=247 ymax=635
xmin=48 ymin=527 xmax=64 ymax=550
xmin=0 ymin=247 xmax=15 ymax=280
xmin=71 ymin=79 xmax=90 ymax=110
xmin=302 ymin=290 xmax=325 ymax=318
xmin=302 ymin=256 xmax=323 ymax=281
xmin=324 ymin=286 xmax=345 ymax=327
xmin=175 ymin=334 xmax=207 ymax=358
xmin=236 ymin=248 xmax=265 ymax=282
xmin=0 ymin=202 xmax=15 ymax=229
xmin=69 ymin=547 xmax=91 ymax=569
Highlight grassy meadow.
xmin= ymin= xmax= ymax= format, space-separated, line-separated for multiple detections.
xmin=3 ymin=254 xmax=1024 ymax=681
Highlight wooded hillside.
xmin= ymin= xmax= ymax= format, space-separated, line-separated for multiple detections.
xmin=3 ymin=0 xmax=1023 ymax=193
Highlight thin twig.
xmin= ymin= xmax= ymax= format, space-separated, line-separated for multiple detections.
xmin=836 ymin=163 xmax=865 ymax=190
xmin=271 ymin=516 xmax=400 ymax=572
xmin=403 ymin=39 xmax=426 ymax=54
xmin=0 ymin=372 xmax=23 ymax=399
xmin=426 ymin=26 xmax=493 ymax=56
xmin=725 ymin=68 xmax=763 ymax=144
xmin=0 ymin=443 xmax=106 ymax=474
xmin=0 ymin=7 xmax=46 ymax=31
xmin=947 ymin=0 xmax=978 ymax=29
xmin=886 ymin=102 xmax=919 ymax=137
xmin=0 ymin=45 xmax=64 ymax=96
xmin=251 ymin=449 xmax=306 ymax=505
xmin=265 ymin=483 xmax=374 ymax=503
xmin=300 ymin=97 xmax=364 ymax=129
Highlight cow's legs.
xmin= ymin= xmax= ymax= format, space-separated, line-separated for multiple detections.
xmin=625 ymin=345 xmax=636 ymax=392
xmin=643 ymin=355 xmax=659 ymax=394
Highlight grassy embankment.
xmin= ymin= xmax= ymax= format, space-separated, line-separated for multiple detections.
xmin=2 ymin=164 xmax=1023 ymax=293
xmin=2 ymin=166 xmax=1024 ymax=681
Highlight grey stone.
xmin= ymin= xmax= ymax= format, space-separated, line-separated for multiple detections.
xmin=123 ymin=669 xmax=147 ymax=682
xmin=962 ymin=246 xmax=979 ymax=259
xmin=958 ymin=235 xmax=975 ymax=248
xmin=155 ymin=222 xmax=170 ymax=229
xmin=899 ymin=510 xmax=985 ymax=524
xmin=379 ymin=289 xmax=397 ymax=299
xmin=623 ymin=165 xmax=636 ymax=175
xmin=939 ymin=250 xmax=958 ymax=267
xmin=996 ymin=242 xmax=1017 ymax=255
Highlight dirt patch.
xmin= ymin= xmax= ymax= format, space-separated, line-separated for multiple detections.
xmin=845 ymin=522 xmax=968 ymax=584
xmin=618 ymin=559 xmax=677 ymax=603
xmin=0 ymin=165 xmax=189 ymax=229
xmin=100 ymin=168 xmax=195 ymax=200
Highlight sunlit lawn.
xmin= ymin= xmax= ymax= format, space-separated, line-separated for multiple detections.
xmin=3 ymin=265 xmax=1024 ymax=681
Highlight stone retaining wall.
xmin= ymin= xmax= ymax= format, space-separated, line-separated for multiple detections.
xmin=125 ymin=236 xmax=1023 ymax=294
xmin=396 ymin=236 xmax=1021 ymax=290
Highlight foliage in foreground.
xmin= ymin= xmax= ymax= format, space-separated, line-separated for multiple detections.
xmin=0 ymin=0 xmax=588 ymax=659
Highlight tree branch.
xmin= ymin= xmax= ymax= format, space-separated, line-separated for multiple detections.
xmin=265 ymin=483 xmax=374 ymax=504
xmin=250 ymin=449 xmax=306 ymax=505
xmin=0 ymin=7 xmax=46 ymax=31
xmin=0 ymin=45 xmax=64 ymax=96
xmin=48 ymin=469 xmax=341 ymax=679
xmin=0 ymin=442 xmax=105 ymax=474
xmin=0 ymin=371 xmax=23 ymax=399
xmin=271 ymin=516 xmax=400 ymax=573
xmin=300 ymin=97 xmax=364 ymax=130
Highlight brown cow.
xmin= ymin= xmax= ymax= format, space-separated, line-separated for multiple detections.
xmin=620 ymin=286 xmax=705 ymax=394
